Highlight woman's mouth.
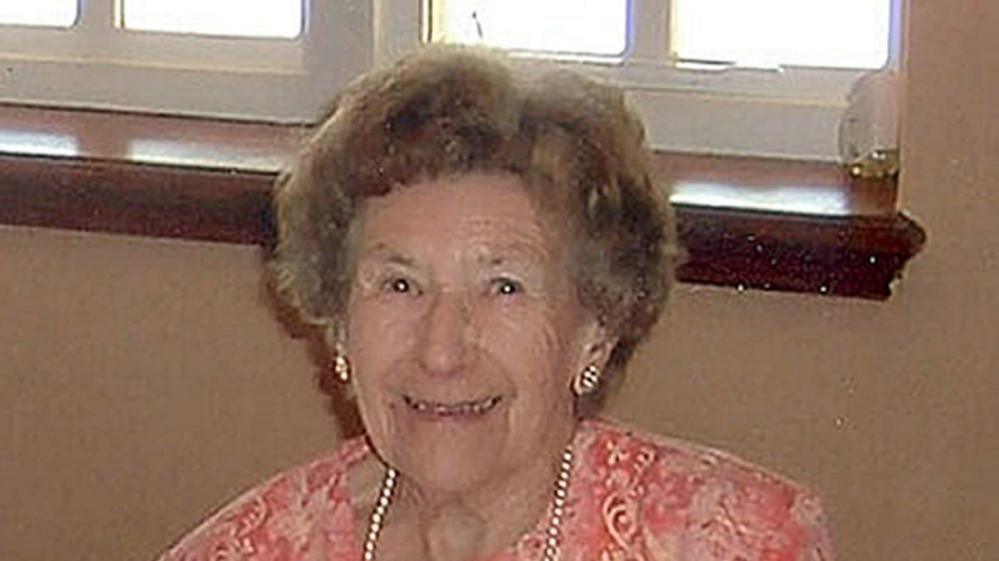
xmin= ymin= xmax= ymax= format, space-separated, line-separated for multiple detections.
xmin=403 ymin=395 xmax=502 ymax=418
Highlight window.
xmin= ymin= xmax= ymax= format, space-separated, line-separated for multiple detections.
xmin=0 ymin=1 xmax=902 ymax=159
xmin=427 ymin=0 xmax=628 ymax=57
xmin=428 ymin=0 xmax=891 ymax=69
xmin=121 ymin=0 xmax=303 ymax=39
xmin=0 ymin=1 xmax=77 ymax=28
xmin=672 ymin=0 xmax=891 ymax=70
xmin=0 ymin=1 xmax=368 ymax=122
xmin=412 ymin=0 xmax=903 ymax=160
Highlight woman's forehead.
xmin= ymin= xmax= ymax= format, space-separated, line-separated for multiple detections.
xmin=357 ymin=239 xmax=552 ymax=270
xmin=363 ymin=174 xmax=558 ymax=238
xmin=347 ymin=173 xmax=579 ymax=279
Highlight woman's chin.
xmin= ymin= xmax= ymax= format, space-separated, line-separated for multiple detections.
xmin=387 ymin=396 xmax=515 ymax=496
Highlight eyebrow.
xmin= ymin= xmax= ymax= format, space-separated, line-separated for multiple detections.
xmin=472 ymin=241 xmax=550 ymax=267
xmin=358 ymin=243 xmax=417 ymax=267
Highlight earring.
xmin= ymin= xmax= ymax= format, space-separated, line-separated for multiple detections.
xmin=334 ymin=353 xmax=351 ymax=383
xmin=573 ymin=364 xmax=601 ymax=396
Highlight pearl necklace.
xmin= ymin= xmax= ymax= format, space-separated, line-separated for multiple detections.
xmin=362 ymin=444 xmax=574 ymax=561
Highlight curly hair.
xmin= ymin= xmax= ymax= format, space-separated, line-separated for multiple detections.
xmin=271 ymin=45 xmax=680 ymax=391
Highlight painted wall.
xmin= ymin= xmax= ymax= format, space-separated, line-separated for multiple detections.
xmin=1 ymin=1 xmax=996 ymax=560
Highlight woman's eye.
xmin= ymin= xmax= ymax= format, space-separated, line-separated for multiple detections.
xmin=492 ymin=278 xmax=523 ymax=296
xmin=385 ymin=277 xmax=413 ymax=294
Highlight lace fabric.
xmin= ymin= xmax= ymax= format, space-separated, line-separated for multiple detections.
xmin=159 ymin=418 xmax=834 ymax=561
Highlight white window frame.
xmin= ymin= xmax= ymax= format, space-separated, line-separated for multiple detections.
xmin=0 ymin=0 xmax=903 ymax=160
xmin=382 ymin=0 xmax=905 ymax=161
xmin=0 ymin=0 xmax=371 ymax=122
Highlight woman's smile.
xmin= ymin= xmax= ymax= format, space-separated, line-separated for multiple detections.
xmin=402 ymin=394 xmax=503 ymax=418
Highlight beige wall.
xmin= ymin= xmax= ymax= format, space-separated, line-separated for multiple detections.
xmin=2 ymin=2 xmax=996 ymax=560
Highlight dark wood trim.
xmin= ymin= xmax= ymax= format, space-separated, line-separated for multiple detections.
xmin=0 ymin=105 xmax=926 ymax=300
xmin=675 ymin=205 xmax=925 ymax=299
xmin=656 ymin=153 xmax=926 ymax=299
xmin=0 ymin=154 xmax=275 ymax=245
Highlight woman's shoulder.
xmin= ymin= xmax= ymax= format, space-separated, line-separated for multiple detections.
xmin=575 ymin=418 xmax=834 ymax=561
xmin=156 ymin=436 xmax=370 ymax=561
xmin=580 ymin=417 xmax=814 ymax=493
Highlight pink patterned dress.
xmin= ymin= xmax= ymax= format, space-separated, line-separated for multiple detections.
xmin=159 ymin=418 xmax=834 ymax=561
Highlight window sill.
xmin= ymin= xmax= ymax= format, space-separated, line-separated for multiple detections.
xmin=0 ymin=105 xmax=925 ymax=300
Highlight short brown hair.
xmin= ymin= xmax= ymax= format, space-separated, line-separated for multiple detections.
xmin=271 ymin=46 xmax=680 ymax=387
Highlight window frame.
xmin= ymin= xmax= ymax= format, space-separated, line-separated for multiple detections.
xmin=0 ymin=0 xmax=903 ymax=159
xmin=0 ymin=0 xmax=371 ymax=122
xmin=389 ymin=0 xmax=905 ymax=160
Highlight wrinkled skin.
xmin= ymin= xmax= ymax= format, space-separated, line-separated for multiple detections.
xmin=344 ymin=173 xmax=613 ymax=559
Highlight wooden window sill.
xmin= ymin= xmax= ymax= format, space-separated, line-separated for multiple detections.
xmin=0 ymin=105 xmax=925 ymax=300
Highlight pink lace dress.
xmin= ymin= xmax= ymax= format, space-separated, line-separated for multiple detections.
xmin=158 ymin=418 xmax=834 ymax=561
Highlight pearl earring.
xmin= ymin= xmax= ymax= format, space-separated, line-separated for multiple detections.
xmin=334 ymin=353 xmax=351 ymax=383
xmin=573 ymin=364 xmax=601 ymax=396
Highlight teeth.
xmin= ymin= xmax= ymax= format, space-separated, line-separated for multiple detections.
xmin=404 ymin=395 xmax=500 ymax=416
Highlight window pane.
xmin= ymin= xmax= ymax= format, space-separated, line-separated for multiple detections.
xmin=429 ymin=0 xmax=628 ymax=57
xmin=121 ymin=0 xmax=303 ymax=39
xmin=0 ymin=0 xmax=77 ymax=27
xmin=0 ymin=131 xmax=78 ymax=157
xmin=674 ymin=0 xmax=891 ymax=69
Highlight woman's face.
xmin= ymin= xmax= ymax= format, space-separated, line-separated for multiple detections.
xmin=345 ymin=173 xmax=607 ymax=496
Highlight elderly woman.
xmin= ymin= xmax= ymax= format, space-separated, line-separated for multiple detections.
xmin=159 ymin=47 xmax=833 ymax=561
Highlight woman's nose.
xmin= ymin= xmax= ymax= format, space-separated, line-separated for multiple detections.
xmin=417 ymin=290 xmax=474 ymax=376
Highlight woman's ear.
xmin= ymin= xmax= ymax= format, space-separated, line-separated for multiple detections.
xmin=569 ymin=319 xmax=618 ymax=404
xmin=577 ymin=318 xmax=618 ymax=373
